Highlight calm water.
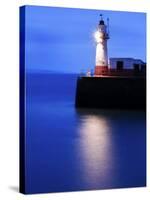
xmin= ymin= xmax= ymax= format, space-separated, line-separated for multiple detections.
xmin=25 ymin=73 xmax=146 ymax=194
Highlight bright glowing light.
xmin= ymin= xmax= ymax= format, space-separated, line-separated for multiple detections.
xmin=94 ymin=31 xmax=100 ymax=42
xmin=94 ymin=31 xmax=103 ymax=43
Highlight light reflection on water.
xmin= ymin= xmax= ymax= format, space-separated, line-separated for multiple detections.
xmin=25 ymin=74 xmax=146 ymax=193
xmin=77 ymin=110 xmax=114 ymax=187
xmin=75 ymin=108 xmax=146 ymax=189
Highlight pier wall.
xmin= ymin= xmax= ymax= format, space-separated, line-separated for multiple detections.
xmin=75 ymin=77 xmax=146 ymax=109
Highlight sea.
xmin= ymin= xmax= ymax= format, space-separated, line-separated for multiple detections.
xmin=25 ymin=73 xmax=146 ymax=194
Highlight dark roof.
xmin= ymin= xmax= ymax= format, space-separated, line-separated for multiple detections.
xmin=99 ymin=20 xmax=104 ymax=25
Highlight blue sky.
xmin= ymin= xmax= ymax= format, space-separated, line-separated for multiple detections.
xmin=24 ymin=6 xmax=146 ymax=73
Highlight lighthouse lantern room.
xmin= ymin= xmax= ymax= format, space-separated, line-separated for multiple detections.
xmin=94 ymin=14 xmax=109 ymax=76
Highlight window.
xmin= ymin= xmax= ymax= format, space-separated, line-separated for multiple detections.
xmin=133 ymin=64 xmax=140 ymax=71
xmin=116 ymin=61 xmax=124 ymax=70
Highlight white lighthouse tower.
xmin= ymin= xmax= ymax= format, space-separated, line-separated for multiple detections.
xmin=94 ymin=15 xmax=109 ymax=76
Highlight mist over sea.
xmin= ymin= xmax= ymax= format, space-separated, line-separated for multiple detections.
xmin=25 ymin=72 xmax=146 ymax=194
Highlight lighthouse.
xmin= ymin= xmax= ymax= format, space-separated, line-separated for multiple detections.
xmin=94 ymin=15 xmax=109 ymax=76
xmin=76 ymin=14 xmax=146 ymax=109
